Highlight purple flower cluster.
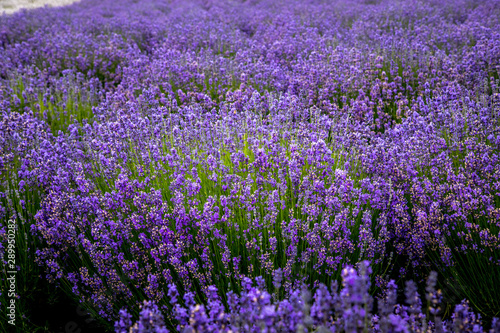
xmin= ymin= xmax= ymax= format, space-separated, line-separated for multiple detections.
xmin=116 ymin=263 xmax=500 ymax=333
xmin=0 ymin=0 xmax=499 ymax=330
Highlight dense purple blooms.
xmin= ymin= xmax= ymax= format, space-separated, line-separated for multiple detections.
xmin=117 ymin=264 xmax=500 ymax=333
xmin=0 ymin=0 xmax=499 ymax=331
xmin=116 ymin=301 xmax=169 ymax=333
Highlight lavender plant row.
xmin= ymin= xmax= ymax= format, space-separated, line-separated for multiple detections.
xmin=0 ymin=0 xmax=499 ymax=331
xmin=117 ymin=262 xmax=500 ymax=333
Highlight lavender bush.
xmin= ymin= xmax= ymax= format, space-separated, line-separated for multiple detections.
xmin=116 ymin=263 xmax=500 ymax=333
xmin=0 ymin=0 xmax=499 ymax=331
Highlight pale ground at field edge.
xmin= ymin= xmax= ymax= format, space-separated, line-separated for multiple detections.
xmin=1 ymin=0 xmax=79 ymax=14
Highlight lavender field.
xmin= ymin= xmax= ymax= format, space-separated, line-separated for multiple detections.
xmin=0 ymin=0 xmax=499 ymax=332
